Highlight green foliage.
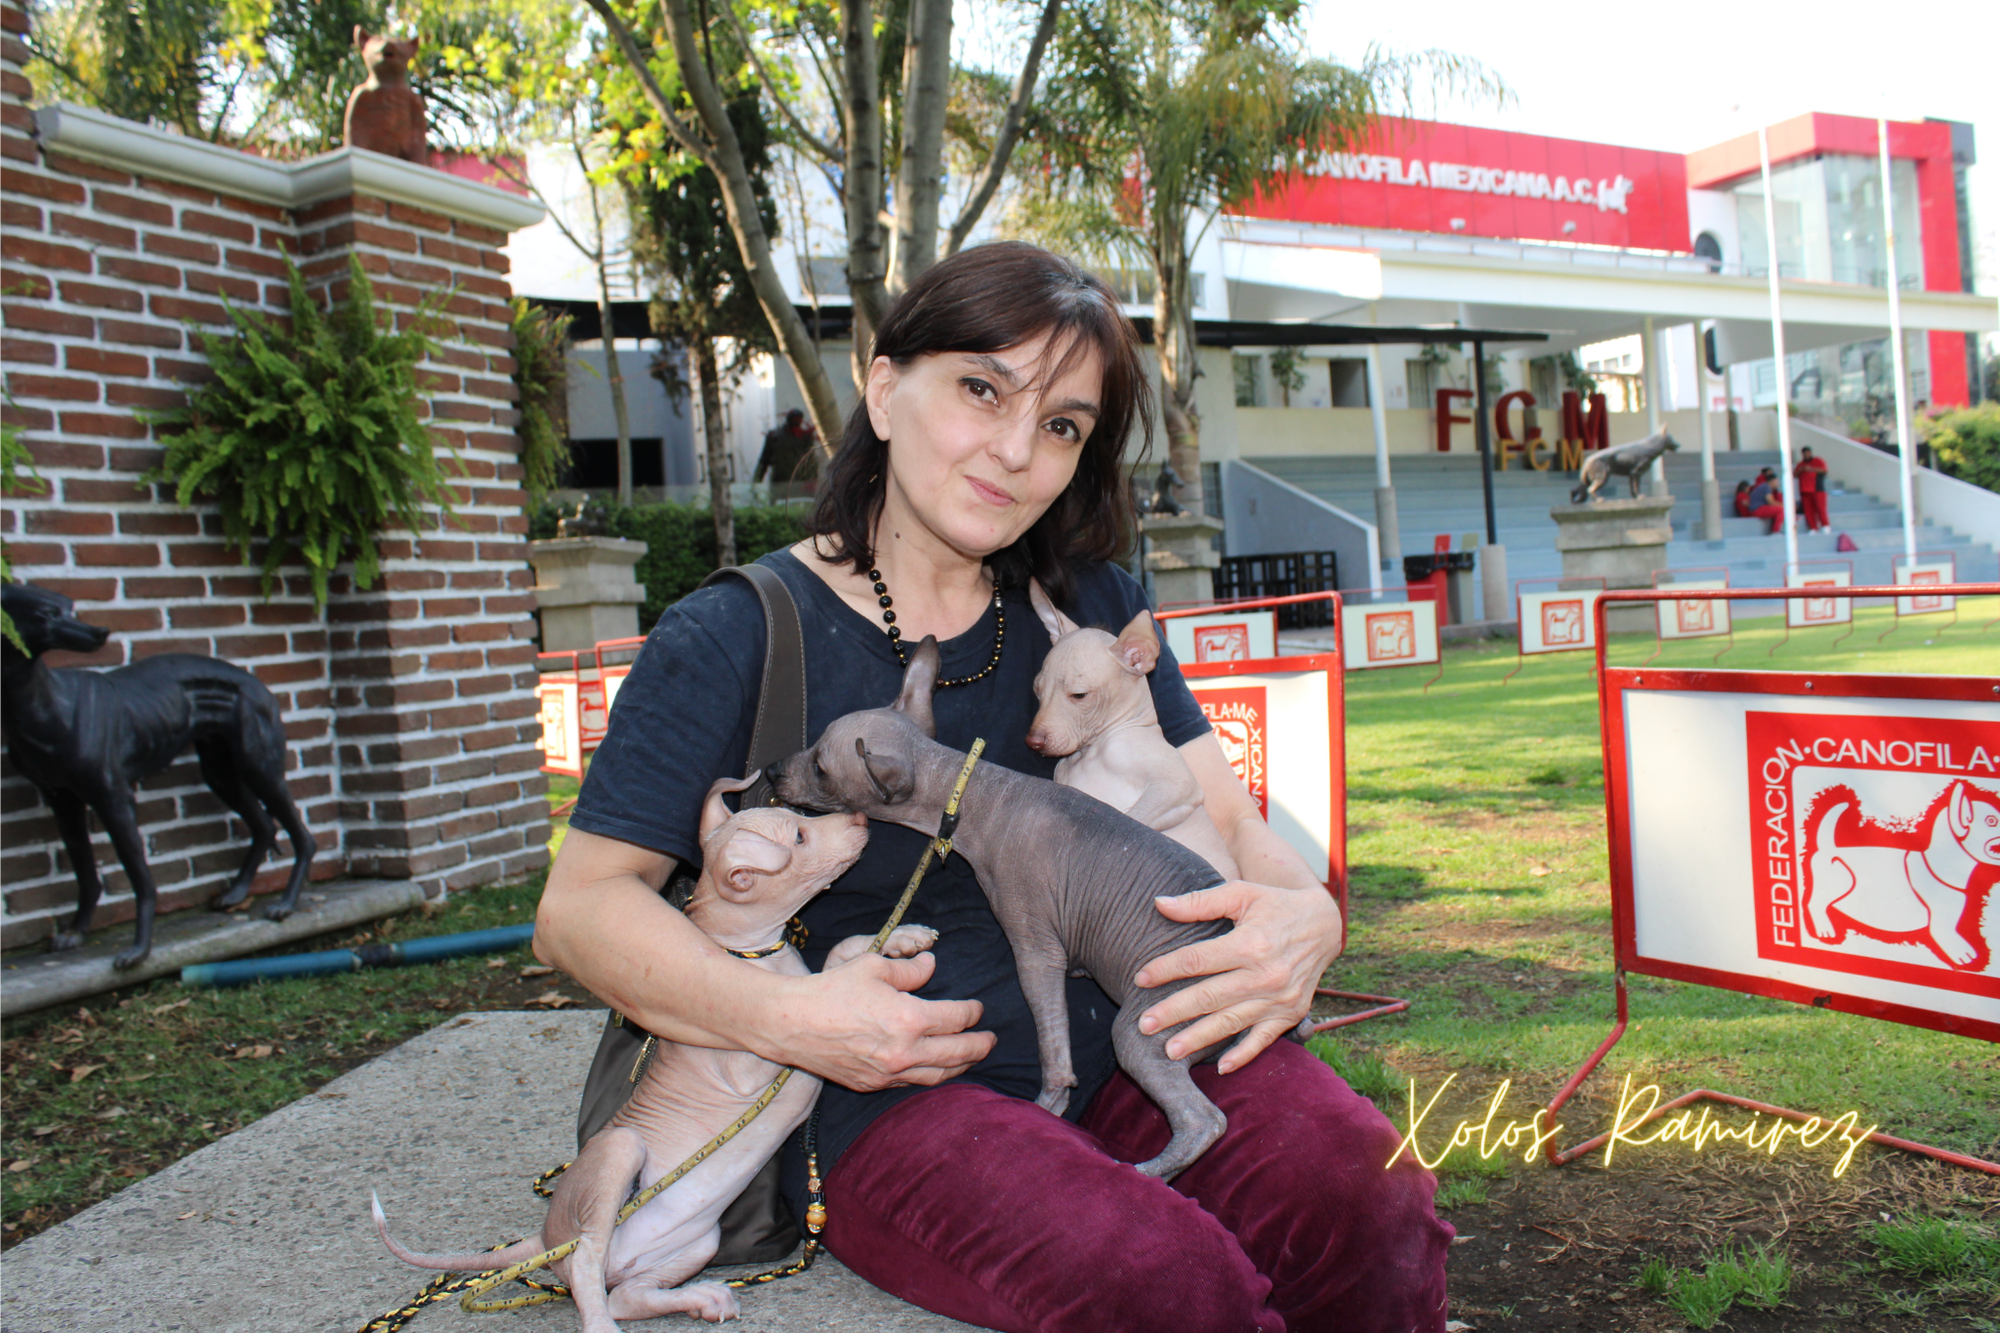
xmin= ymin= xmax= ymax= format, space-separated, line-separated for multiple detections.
xmin=1871 ymin=1214 xmax=2000 ymax=1282
xmin=1636 ymin=1242 xmax=1793 ymax=1328
xmin=1 ymin=411 xmax=50 ymax=652
xmin=1920 ymin=402 xmax=2000 ymax=492
xmin=1305 ymin=1035 xmax=1398 ymax=1107
xmin=154 ymin=256 xmax=461 ymax=612
xmin=510 ymin=297 xmax=574 ymax=502
xmin=528 ymin=498 xmax=808 ymax=630
xmin=1268 ymin=346 xmax=1307 ymax=406
xmin=1557 ymin=351 xmax=1598 ymax=398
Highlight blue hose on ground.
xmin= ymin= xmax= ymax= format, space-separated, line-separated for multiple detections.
xmin=180 ymin=924 xmax=538 ymax=989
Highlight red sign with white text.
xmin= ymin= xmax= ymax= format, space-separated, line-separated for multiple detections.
xmin=1746 ymin=711 xmax=2000 ymax=996
xmin=1199 ymin=686 xmax=1269 ymax=821
xmin=1244 ymin=118 xmax=1692 ymax=252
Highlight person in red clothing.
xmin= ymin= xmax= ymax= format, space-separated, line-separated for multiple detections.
xmin=1733 ymin=480 xmax=1753 ymax=517
xmin=1746 ymin=469 xmax=1785 ymax=534
xmin=1793 ymin=447 xmax=1830 ymax=531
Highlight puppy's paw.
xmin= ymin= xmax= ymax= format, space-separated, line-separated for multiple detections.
xmin=262 ymin=902 xmax=295 ymax=923
xmin=1035 ymin=1078 xmax=1075 ymax=1117
xmin=879 ymin=925 xmax=938 ymax=959
xmin=111 ymin=944 xmax=150 ymax=971
xmin=47 ymin=931 xmax=82 ymax=954
xmin=680 ymin=1281 xmax=739 ymax=1322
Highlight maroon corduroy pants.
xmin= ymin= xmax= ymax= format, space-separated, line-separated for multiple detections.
xmin=821 ymin=1040 xmax=1453 ymax=1333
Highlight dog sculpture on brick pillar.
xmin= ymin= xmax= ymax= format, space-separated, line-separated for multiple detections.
xmin=344 ymin=27 xmax=428 ymax=163
xmin=0 ymin=583 xmax=317 ymax=969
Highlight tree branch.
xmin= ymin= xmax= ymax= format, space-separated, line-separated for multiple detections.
xmin=579 ymin=0 xmax=714 ymax=164
xmin=944 ymin=0 xmax=1063 ymax=257
xmin=716 ymin=4 xmax=841 ymax=164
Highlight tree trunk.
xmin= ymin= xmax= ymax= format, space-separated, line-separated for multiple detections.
xmin=841 ymin=0 xmax=889 ymax=391
xmin=596 ymin=264 xmax=634 ymax=505
xmin=893 ymin=0 xmax=953 ymax=293
xmin=590 ymin=0 xmax=845 ymax=457
xmin=693 ymin=335 xmax=736 ymax=568
xmin=1153 ymin=245 xmax=1202 ymax=510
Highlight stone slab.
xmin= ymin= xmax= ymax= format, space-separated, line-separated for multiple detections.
xmin=0 ymin=1010 xmax=975 ymax=1333
xmin=0 ymin=880 xmax=427 ymax=1021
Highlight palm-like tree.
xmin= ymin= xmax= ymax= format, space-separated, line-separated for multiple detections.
xmin=1017 ymin=0 xmax=1501 ymax=506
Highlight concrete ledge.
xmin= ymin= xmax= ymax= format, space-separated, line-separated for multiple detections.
xmin=0 ymin=879 xmax=426 ymax=1020
xmin=0 ymin=1011 xmax=973 ymax=1332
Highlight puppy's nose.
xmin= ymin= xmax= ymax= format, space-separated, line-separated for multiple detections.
xmin=1024 ymin=729 xmax=1047 ymax=754
xmin=848 ymin=812 xmax=866 ymax=828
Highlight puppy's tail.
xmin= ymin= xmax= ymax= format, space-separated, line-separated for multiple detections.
xmin=371 ymin=1190 xmax=546 ymax=1272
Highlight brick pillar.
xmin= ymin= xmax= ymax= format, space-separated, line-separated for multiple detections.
xmin=294 ymin=195 xmax=550 ymax=895
xmin=1 ymin=15 xmax=550 ymax=943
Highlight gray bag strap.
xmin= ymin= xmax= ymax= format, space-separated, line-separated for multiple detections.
xmin=699 ymin=563 xmax=807 ymax=804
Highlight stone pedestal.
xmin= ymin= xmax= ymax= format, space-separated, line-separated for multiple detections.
xmin=530 ymin=537 xmax=649 ymax=651
xmin=1141 ymin=512 xmax=1225 ymax=607
xmin=1550 ymin=498 xmax=1675 ymax=631
xmin=1477 ymin=543 xmax=1508 ymax=624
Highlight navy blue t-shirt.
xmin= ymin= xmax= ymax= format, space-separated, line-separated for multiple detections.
xmin=568 ymin=547 xmax=1211 ymax=1212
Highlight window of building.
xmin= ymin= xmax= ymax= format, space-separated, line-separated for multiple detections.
xmin=1327 ymin=358 xmax=1369 ymax=407
xmin=1233 ymin=354 xmax=1266 ymax=407
xmin=1405 ymin=357 xmax=1436 ymax=407
xmin=565 ymin=438 xmax=666 ymax=489
xmin=1734 ymin=155 xmax=1921 ymax=287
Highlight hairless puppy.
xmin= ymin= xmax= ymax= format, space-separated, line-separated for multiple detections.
xmin=772 ymin=639 xmax=1308 ymax=1180
xmin=1023 ymin=581 xmax=1238 ymax=880
xmin=371 ymin=777 xmax=934 ymax=1330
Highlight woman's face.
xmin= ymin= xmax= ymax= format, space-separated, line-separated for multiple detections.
xmin=865 ymin=329 xmax=1105 ymax=565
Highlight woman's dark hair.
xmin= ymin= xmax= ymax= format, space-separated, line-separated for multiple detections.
xmin=806 ymin=241 xmax=1152 ymax=608
xmin=1735 ymin=480 xmax=1750 ymax=492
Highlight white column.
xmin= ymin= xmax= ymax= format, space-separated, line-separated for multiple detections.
xmin=1696 ymin=321 xmax=1722 ymax=540
xmin=1880 ymin=118 xmax=1919 ymax=559
xmin=1760 ymin=126 xmax=1801 ymax=576
xmin=1640 ymin=316 xmax=1665 ymax=493
xmin=1366 ymin=346 xmax=1400 ymax=571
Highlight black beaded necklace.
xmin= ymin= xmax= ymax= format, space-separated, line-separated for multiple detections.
xmin=867 ymin=565 xmax=1005 ymax=688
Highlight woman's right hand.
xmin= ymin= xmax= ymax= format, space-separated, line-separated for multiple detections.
xmin=771 ymin=951 xmax=995 ymax=1092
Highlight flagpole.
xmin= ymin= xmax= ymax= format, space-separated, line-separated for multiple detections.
xmin=1879 ymin=118 xmax=1918 ymax=560
xmin=1758 ymin=126 xmax=1800 ymax=576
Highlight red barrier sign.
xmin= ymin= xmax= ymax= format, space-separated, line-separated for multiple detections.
xmin=1598 ymin=588 xmax=2000 ymax=1041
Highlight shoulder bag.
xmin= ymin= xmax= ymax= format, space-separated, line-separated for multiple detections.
xmin=570 ymin=562 xmax=808 ymax=1263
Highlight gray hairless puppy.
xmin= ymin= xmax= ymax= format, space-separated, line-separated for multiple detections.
xmin=371 ymin=776 xmax=934 ymax=1330
xmin=772 ymin=638 xmax=1308 ymax=1179
xmin=1570 ymin=428 xmax=1681 ymax=502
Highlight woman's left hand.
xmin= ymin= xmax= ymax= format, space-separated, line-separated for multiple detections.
xmin=1132 ymin=879 xmax=1344 ymax=1074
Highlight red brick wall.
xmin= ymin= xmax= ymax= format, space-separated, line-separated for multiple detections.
xmin=0 ymin=0 xmax=550 ymax=946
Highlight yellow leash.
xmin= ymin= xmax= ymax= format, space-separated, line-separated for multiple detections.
xmin=362 ymin=741 xmax=986 ymax=1330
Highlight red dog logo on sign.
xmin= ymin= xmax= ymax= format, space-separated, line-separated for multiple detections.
xmin=1366 ymin=610 xmax=1416 ymax=663
xmin=1675 ymin=598 xmax=1713 ymax=635
xmin=1747 ymin=711 xmax=2000 ymax=994
xmin=1193 ymin=624 xmax=1250 ymax=663
xmin=1199 ymin=687 xmax=1267 ymax=820
xmin=1802 ymin=580 xmax=1839 ymax=623
xmin=1543 ymin=599 xmax=1585 ymax=646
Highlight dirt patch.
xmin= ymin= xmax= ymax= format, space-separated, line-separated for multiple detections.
xmin=1440 ymin=1146 xmax=1999 ymax=1331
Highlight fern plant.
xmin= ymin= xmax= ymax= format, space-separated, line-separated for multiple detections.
xmin=509 ymin=296 xmax=574 ymax=502
xmin=2 ymin=406 xmax=51 ymax=651
xmin=155 ymin=256 xmax=461 ymax=611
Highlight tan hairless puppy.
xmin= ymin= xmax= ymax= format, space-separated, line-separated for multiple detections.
xmin=372 ymin=776 xmax=934 ymax=1329
xmin=1023 ymin=581 xmax=1238 ymax=881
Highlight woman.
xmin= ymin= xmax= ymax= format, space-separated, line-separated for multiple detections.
xmin=536 ymin=242 xmax=1451 ymax=1332
xmin=1733 ymin=479 xmax=1754 ymax=518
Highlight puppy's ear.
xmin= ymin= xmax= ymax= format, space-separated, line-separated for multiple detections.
xmin=857 ymin=738 xmax=914 ymax=806
xmin=892 ymin=637 xmax=939 ymax=737
xmin=700 ymin=774 xmax=760 ymax=843
xmin=1028 ymin=579 xmax=1079 ymax=645
xmin=1112 ymin=610 xmax=1160 ymax=676
xmin=1948 ymin=781 xmax=1973 ymax=841
xmin=353 ymin=24 xmax=370 ymax=49
xmin=715 ymin=827 xmax=794 ymax=898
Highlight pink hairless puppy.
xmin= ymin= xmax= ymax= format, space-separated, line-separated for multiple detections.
xmin=372 ymin=776 xmax=934 ymax=1329
xmin=1024 ymin=581 xmax=1239 ymax=881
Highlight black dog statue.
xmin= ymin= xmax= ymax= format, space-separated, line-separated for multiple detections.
xmin=1 ymin=583 xmax=317 ymax=968
xmin=1570 ymin=429 xmax=1681 ymax=503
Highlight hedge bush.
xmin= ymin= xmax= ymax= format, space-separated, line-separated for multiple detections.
xmin=1921 ymin=403 xmax=2000 ymax=494
xmin=531 ymin=499 xmax=810 ymax=631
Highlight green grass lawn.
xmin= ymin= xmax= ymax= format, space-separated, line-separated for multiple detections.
xmin=1326 ymin=599 xmax=2000 ymax=1161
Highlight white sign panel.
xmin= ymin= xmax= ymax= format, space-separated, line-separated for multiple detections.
xmin=1162 ymin=610 xmax=1279 ymax=665
xmin=1896 ymin=562 xmax=1956 ymax=617
xmin=1340 ymin=600 xmax=1440 ymax=670
xmin=1786 ymin=569 xmax=1853 ymax=628
xmin=1656 ymin=580 xmax=1730 ymax=640
xmin=1519 ymin=589 xmax=1602 ymax=655
xmin=1186 ymin=665 xmax=1336 ymax=884
xmin=1618 ymin=685 xmax=2000 ymax=1034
